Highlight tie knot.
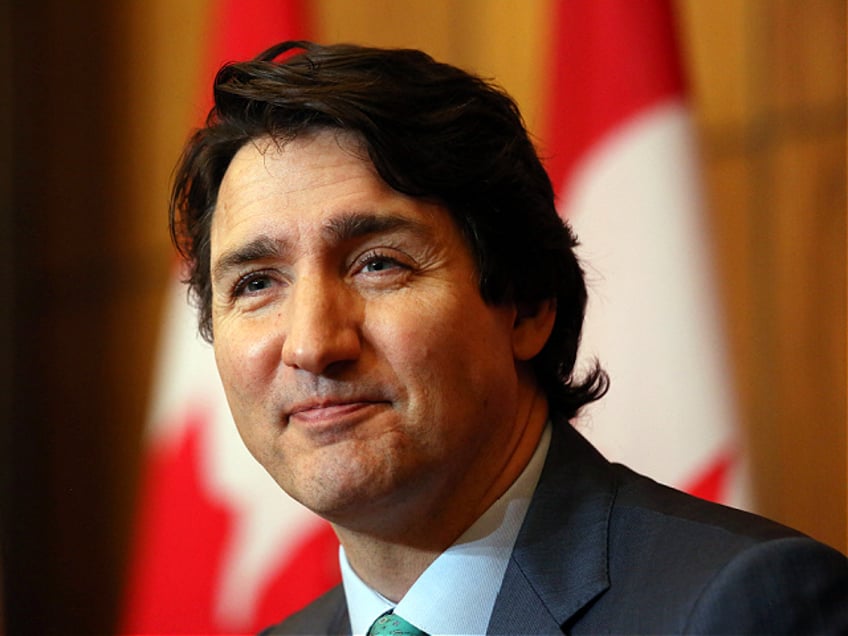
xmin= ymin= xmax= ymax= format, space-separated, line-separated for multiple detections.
xmin=367 ymin=610 xmax=428 ymax=636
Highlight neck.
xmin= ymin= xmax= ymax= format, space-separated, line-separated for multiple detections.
xmin=336 ymin=533 xmax=440 ymax=603
xmin=335 ymin=383 xmax=549 ymax=602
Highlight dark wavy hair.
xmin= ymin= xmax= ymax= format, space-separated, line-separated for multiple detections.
xmin=170 ymin=40 xmax=607 ymax=419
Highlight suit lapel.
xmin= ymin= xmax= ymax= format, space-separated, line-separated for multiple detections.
xmin=488 ymin=422 xmax=615 ymax=634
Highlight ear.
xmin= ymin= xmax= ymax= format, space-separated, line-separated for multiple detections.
xmin=512 ymin=299 xmax=556 ymax=361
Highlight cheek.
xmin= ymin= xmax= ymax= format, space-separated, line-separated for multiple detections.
xmin=369 ymin=302 xmax=441 ymax=366
xmin=214 ymin=318 xmax=283 ymax=402
xmin=375 ymin=306 xmax=492 ymax=407
xmin=424 ymin=307 xmax=516 ymax=399
xmin=213 ymin=323 xmax=286 ymax=465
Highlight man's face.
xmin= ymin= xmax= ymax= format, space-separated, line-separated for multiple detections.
xmin=210 ymin=130 xmax=549 ymax=533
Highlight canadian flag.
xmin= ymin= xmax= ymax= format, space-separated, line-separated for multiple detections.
xmin=122 ymin=1 xmax=749 ymax=634
xmin=545 ymin=0 xmax=749 ymax=507
xmin=120 ymin=2 xmax=340 ymax=634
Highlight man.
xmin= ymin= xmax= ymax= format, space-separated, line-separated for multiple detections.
xmin=170 ymin=41 xmax=847 ymax=635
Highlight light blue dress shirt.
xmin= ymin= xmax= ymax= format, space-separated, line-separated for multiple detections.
xmin=340 ymin=424 xmax=552 ymax=636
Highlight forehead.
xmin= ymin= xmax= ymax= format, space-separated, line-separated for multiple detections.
xmin=210 ymin=129 xmax=462 ymax=258
xmin=216 ymin=130 xmax=372 ymax=225
xmin=214 ymin=131 xmax=359 ymax=245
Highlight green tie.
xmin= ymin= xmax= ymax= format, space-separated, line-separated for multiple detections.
xmin=367 ymin=610 xmax=428 ymax=636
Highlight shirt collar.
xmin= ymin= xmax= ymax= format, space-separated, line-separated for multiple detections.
xmin=341 ymin=424 xmax=552 ymax=636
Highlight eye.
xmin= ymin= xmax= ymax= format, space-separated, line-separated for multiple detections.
xmin=362 ymin=256 xmax=402 ymax=273
xmin=232 ymin=271 xmax=275 ymax=297
xmin=356 ymin=249 xmax=413 ymax=277
xmin=352 ymin=250 xmax=415 ymax=293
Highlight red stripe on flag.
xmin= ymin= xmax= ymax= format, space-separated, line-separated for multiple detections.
xmin=122 ymin=415 xmax=232 ymax=634
xmin=544 ymin=0 xmax=686 ymax=197
xmin=123 ymin=412 xmax=339 ymax=634
xmin=684 ymin=452 xmax=733 ymax=504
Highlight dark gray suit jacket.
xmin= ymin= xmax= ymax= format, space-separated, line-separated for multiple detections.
xmin=263 ymin=422 xmax=848 ymax=635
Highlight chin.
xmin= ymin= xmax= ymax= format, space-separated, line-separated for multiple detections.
xmin=273 ymin=461 xmax=385 ymax=516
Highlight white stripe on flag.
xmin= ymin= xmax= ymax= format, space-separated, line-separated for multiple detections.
xmin=567 ymin=101 xmax=750 ymax=508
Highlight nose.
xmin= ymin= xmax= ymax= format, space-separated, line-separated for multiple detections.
xmin=281 ymin=275 xmax=362 ymax=374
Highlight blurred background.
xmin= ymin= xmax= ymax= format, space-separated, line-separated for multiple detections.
xmin=0 ymin=0 xmax=844 ymax=634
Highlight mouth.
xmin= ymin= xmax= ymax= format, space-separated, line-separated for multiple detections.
xmin=285 ymin=398 xmax=389 ymax=431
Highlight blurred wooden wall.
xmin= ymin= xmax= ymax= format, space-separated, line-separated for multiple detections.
xmin=1 ymin=1 xmax=844 ymax=634
xmin=678 ymin=0 xmax=846 ymax=557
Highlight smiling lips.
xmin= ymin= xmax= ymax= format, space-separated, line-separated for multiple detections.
xmin=286 ymin=398 xmax=387 ymax=428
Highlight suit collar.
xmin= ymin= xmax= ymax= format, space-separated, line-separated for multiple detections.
xmin=489 ymin=420 xmax=615 ymax=633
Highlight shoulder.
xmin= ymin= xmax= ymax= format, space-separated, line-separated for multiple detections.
xmin=684 ymin=533 xmax=848 ymax=633
xmin=605 ymin=465 xmax=848 ymax=633
xmin=610 ymin=462 xmax=802 ymax=547
xmin=259 ymin=585 xmax=349 ymax=636
xmin=517 ymin=421 xmax=847 ymax=633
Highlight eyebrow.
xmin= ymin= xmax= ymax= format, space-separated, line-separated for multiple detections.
xmin=211 ymin=211 xmax=433 ymax=283
xmin=320 ymin=211 xmax=431 ymax=243
xmin=212 ymin=235 xmax=286 ymax=284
